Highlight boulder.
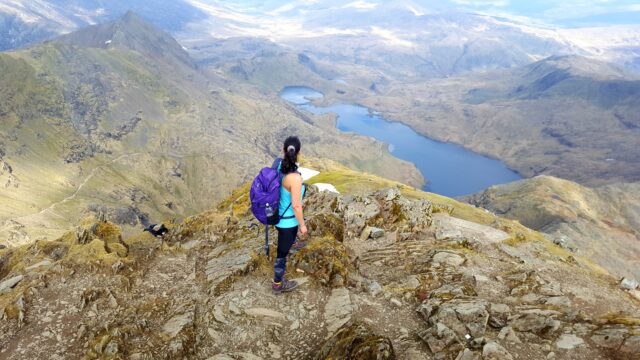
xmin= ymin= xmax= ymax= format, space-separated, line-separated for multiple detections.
xmin=489 ymin=303 xmax=511 ymax=328
xmin=456 ymin=349 xmax=480 ymax=360
xmin=419 ymin=298 xmax=490 ymax=340
xmin=342 ymin=197 xmax=381 ymax=237
xmin=361 ymin=226 xmax=385 ymax=240
xmin=431 ymin=251 xmax=466 ymax=268
xmin=509 ymin=309 xmax=561 ymax=336
xmin=620 ymin=278 xmax=639 ymax=290
xmin=555 ymin=334 xmax=584 ymax=350
xmin=0 ymin=275 xmax=23 ymax=294
xmin=482 ymin=342 xmax=513 ymax=360
xmin=315 ymin=321 xmax=395 ymax=360
xmin=497 ymin=327 xmax=521 ymax=344
xmin=418 ymin=322 xmax=461 ymax=354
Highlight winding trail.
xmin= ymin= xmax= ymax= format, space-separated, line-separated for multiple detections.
xmin=2 ymin=153 xmax=144 ymax=231
xmin=36 ymin=153 xmax=143 ymax=217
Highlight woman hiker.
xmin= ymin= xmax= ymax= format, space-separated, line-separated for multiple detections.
xmin=272 ymin=136 xmax=308 ymax=293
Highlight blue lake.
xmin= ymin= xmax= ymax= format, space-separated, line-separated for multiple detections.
xmin=280 ymin=86 xmax=523 ymax=197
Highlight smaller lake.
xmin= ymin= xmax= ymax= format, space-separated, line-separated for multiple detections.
xmin=280 ymin=86 xmax=523 ymax=197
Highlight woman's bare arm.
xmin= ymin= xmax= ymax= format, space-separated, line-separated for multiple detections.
xmin=288 ymin=174 xmax=306 ymax=233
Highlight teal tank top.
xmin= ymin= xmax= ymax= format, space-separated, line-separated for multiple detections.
xmin=276 ymin=163 xmax=305 ymax=229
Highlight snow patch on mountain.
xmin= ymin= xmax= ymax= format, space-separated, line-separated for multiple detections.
xmin=371 ymin=26 xmax=415 ymax=48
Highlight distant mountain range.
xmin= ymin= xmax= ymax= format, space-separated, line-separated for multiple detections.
xmin=2 ymin=1 xmax=639 ymax=74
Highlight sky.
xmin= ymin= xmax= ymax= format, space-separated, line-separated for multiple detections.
xmin=224 ymin=0 xmax=640 ymax=27
xmin=447 ymin=0 xmax=640 ymax=27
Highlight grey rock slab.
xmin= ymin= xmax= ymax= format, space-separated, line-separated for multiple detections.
xmin=180 ymin=240 xmax=201 ymax=250
xmin=213 ymin=304 xmax=229 ymax=324
xmin=555 ymin=334 xmax=584 ymax=350
xmin=206 ymin=247 xmax=253 ymax=290
xmin=244 ymin=308 xmax=286 ymax=320
xmin=489 ymin=303 xmax=511 ymax=328
xmin=421 ymin=298 xmax=490 ymax=339
xmin=436 ymin=228 xmax=463 ymax=241
xmin=591 ymin=327 xmax=629 ymax=349
xmin=369 ymin=227 xmax=385 ymax=239
xmin=0 ymin=275 xmax=24 ymax=294
xmin=482 ymin=341 xmax=513 ymax=360
xmin=419 ymin=322 xmax=460 ymax=353
xmin=162 ymin=311 xmax=195 ymax=338
xmin=208 ymin=354 xmax=263 ymax=360
xmin=498 ymin=327 xmax=521 ymax=344
xmin=324 ymin=287 xmax=355 ymax=334
xmin=25 ymin=260 xmax=53 ymax=272
xmin=432 ymin=251 xmax=466 ymax=267
xmin=456 ymin=348 xmax=480 ymax=360
xmin=509 ymin=309 xmax=562 ymax=335
xmin=620 ymin=335 xmax=640 ymax=356
xmin=543 ymin=296 xmax=571 ymax=308
xmin=433 ymin=214 xmax=510 ymax=244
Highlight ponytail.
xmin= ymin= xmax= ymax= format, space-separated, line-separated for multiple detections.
xmin=280 ymin=136 xmax=301 ymax=174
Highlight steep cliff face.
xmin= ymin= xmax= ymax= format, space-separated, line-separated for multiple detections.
xmin=465 ymin=175 xmax=640 ymax=280
xmin=1 ymin=165 xmax=638 ymax=359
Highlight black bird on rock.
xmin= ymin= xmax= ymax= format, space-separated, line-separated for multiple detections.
xmin=143 ymin=224 xmax=168 ymax=237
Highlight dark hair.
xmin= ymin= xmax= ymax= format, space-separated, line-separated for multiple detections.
xmin=280 ymin=136 xmax=301 ymax=174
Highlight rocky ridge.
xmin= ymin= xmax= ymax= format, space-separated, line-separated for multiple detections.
xmin=1 ymin=177 xmax=639 ymax=359
xmin=464 ymin=175 xmax=640 ymax=282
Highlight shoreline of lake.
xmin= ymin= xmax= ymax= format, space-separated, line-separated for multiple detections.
xmin=281 ymin=86 xmax=523 ymax=197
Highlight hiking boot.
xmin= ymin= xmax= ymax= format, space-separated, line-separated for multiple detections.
xmin=272 ymin=279 xmax=299 ymax=294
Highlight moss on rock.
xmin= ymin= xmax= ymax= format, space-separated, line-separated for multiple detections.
xmin=307 ymin=213 xmax=345 ymax=242
xmin=315 ymin=321 xmax=395 ymax=360
xmin=292 ymin=237 xmax=351 ymax=287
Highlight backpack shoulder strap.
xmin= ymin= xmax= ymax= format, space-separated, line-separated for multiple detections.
xmin=271 ymin=157 xmax=283 ymax=170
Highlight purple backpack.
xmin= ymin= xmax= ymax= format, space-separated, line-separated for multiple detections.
xmin=250 ymin=166 xmax=282 ymax=226
xmin=250 ymin=159 xmax=287 ymax=256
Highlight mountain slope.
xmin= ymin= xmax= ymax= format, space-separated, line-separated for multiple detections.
xmin=1 ymin=164 xmax=639 ymax=359
xmin=465 ymin=175 xmax=640 ymax=280
xmin=349 ymin=55 xmax=640 ymax=185
xmin=0 ymin=13 xmax=423 ymax=245
xmin=0 ymin=0 xmax=207 ymax=50
xmin=56 ymin=11 xmax=195 ymax=68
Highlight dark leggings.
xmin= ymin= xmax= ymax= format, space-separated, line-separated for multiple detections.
xmin=276 ymin=226 xmax=298 ymax=258
xmin=274 ymin=226 xmax=298 ymax=283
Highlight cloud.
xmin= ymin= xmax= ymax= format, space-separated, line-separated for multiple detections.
xmin=449 ymin=0 xmax=510 ymax=7
xmin=342 ymin=1 xmax=379 ymax=10
xmin=444 ymin=0 xmax=640 ymax=26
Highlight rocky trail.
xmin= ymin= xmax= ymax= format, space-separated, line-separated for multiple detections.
xmin=1 ymin=185 xmax=639 ymax=359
